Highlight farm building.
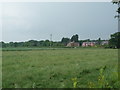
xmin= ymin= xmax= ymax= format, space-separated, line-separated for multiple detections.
xmin=82 ymin=42 xmax=96 ymax=47
xmin=82 ymin=40 xmax=109 ymax=47
xmin=101 ymin=40 xmax=109 ymax=45
xmin=66 ymin=41 xmax=80 ymax=47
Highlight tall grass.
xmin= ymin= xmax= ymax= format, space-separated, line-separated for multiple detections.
xmin=2 ymin=48 xmax=118 ymax=88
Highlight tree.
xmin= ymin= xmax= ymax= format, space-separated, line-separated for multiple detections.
xmin=117 ymin=7 xmax=120 ymax=13
xmin=14 ymin=42 xmax=18 ymax=47
xmin=112 ymin=0 xmax=120 ymax=4
xmin=9 ymin=42 xmax=14 ymax=47
xmin=0 ymin=41 xmax=6 ymax=48
xmin=97 ymin=38 xmax=101 ymax=45
xmin=27 ymin=40 xmax=38 ymax=47
xmin=44 ymin=40 xmax=50 ymax=46
xmin=109 ymin=32 xmax=120 ymax=48
xmin=71 ymin=34 xmax=79 ymax=42
xmin=111 ymin=0 xmax=120 ymax=48
xmin=112 ymin=0 xmax=120 ymax=18
xmin=61 ymin=37 xmax=70 ymax=45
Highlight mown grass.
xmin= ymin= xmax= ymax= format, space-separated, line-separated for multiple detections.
xmin=2 ymin=48 xmax=119 ymax=88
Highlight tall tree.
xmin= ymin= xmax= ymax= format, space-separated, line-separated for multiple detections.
xmin=71 ymin=34 xmax=79 ymax=42
xmin=1 ymin=41 xmax=6 ymax=48
xmin=109 ymin=32 xmax=120 ymax=48
xmin=112 ymin=0 xmax=120 ymax=18
xmin=112 ymin=0 xmax=120 ymax=48
xmin=98 ymin=38 xmax=101 ymax=45
xmin=61 ymin=37 xmax=70 ymax=45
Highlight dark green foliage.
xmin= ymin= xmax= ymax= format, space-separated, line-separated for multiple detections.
xmin=109 ymin=32 xmax=120 ymax=48
xmin=113 ymin=0 xmax=120 ymax=18
xmin=1 ymin=41 xmax=6 ymax=48
xmin=1 ymin=40 xmax=64 ymax=48
xmin=61 ymin=37 xmax=70 ymax=45
xmin=97 ymin=38 xmax=101 ymax=45
xmin=112 ymin=0 xmax=120 ymax=5
xmin=117 ymin=7 xmax=120 ymax=13
xmin=0 ymin=33 xmax=115 ymax=48
xmin=27 ymin=40 xmax=38 ymax=47
xmin=71 ymin=34 xmax=79 ymax=42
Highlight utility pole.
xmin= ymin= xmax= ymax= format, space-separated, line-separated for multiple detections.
xmin=50 ymin=34 xmax=52 ymax=48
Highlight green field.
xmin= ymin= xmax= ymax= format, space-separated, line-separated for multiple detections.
xmin=2 ymin=48 xmax=119 ymax=88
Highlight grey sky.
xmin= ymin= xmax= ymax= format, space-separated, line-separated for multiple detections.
xmin=1 ymin=2 xmax=118 ymax=42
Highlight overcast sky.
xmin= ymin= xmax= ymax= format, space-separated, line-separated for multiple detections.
xmin=1 ymin=2 xmax=118 ymax=42
xmin=0 ymin=0 xmax=113 ymax=2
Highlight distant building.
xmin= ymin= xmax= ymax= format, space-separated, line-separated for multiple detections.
xmin=82 ymin=42 xmax=96 ymax=47
xmin=82 ymin=40 xmax=109 ymax=47
xmin=66 ymin=41 xmax=80 ymax=47
xmin=101 ymin=40 xmax=109 ymax=45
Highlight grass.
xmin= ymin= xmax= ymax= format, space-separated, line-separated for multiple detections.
xmin=2 ymin=48 xmax=119 ymax=88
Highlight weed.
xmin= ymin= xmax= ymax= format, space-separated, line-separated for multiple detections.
xmin=71 ymin=78 xmax=78 ymax=88
xmin=88 ymin=66 xmax=119 ymax=88
xmin=88 ymin=82 xmax=95 ymax=88
xmin=32 ymin=82 xmax=36 ymax=88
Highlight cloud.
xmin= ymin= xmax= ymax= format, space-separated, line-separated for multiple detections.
xmin=1 ymin=2 xmax=117 ymax=42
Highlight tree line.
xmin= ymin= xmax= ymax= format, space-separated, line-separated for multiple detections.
xmin=0 ymin=1 xmax=120 ymax=48
xmin=0 ymin=32 xmax=120 ymax=48
xmin=0 ymin=34 xmax=102 ymax=48
xmin=1 ymin=40 xmax=63 ymax=48
xmin=1 ymin=34 xmax=79 ymax=48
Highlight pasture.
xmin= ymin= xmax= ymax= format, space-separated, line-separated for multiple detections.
xmin=2 ymin=48 xmax=119 ymax=88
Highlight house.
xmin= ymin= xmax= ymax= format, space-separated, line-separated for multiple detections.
xmin=66 ymin=41 xmax=80 ymax=47
xmin=101 ymin=40 xmax=109 ymax=45
xmin=82 ymin=42 xmax=96 ymax=47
